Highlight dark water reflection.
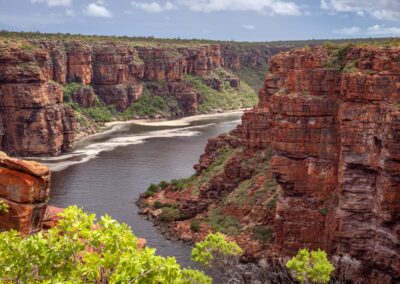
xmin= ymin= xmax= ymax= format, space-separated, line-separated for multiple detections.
xmin=45 ymin=113 xmax=241 ymax=273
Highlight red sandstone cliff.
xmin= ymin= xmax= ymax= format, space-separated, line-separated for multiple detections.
xmin=0 ymin=39 xmax=288 ymax=156
xmin=243 ymin=46 xmax=400 ymax=282
xmin=140 ymin=45 xmax=400 ymax=283
xmin=0 ymin=151 xmax=50 ymax=235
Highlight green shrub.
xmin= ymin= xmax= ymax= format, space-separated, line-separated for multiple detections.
xmin=122 ymin=89 xmax=169 ymax=119
xmin=0 ymin=201 xmax=9 ymax=214
xmin=158 ymin=180 xmax=169 ymax=189
xmin=0 ymin=206 xmax=211 ymax=283
xmin=153 ymin=202 xmax=178 ymax=210
xmin=63 ymin=83 xmax=90 ymax=103
xmin=159 ymin=207 xmax=186 ymax=222
xmin=286 ymin=248 xmax=335 ymax=284
xmin=83 ymin=106 xmax=114 ymax=122
xmin=145 ymin=183 xmax=159 ymax=197
xmin=253 ymin=225 xmax=273 ymax=243
xmin=171 ymin=179 xmax=186 ymax=190
xmin=191 ymin=232 xmax=242 ymax=267
xmin=190 ymin=220 xmax=201 ymax=232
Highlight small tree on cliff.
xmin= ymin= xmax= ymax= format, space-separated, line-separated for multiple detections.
xmin=286 ymin=248 xmax=335 ymax=284
xmin=0 ymin=206 xmax=211 ymax=284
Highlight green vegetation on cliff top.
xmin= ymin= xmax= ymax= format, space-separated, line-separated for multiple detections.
xmin=1 ymin=30 xmax=399 ymax=48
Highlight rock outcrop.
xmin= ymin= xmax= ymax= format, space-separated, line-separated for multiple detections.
xmin=140 ymin=45 xmax=400 ymax=283
xmin=0 ymin=45 xmax=76 ymax=156
xmin=0 ymin=151 xmax=50 ymax=235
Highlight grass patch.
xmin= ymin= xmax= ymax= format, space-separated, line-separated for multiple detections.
xmin=206 ymin=208 xmax=242 ymax=236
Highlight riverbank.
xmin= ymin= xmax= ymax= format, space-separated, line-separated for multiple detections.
xmin=74 ymin=109 xmax=245 ymax=147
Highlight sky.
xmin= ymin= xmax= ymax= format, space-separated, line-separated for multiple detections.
xmin=0 ymin=0 xmax=400 ymax=41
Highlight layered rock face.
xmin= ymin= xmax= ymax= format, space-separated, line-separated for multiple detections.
xmin=242 ymin=46 xmax=400 ymax=282
xmin=0 ymin=151 xmax=50 ymax=235
xmin=0 ymin=46 xmax=76 ymax=156
xmin=141 ymin=46 xmax=399 ymax=282
xmin=0 ymin=40 xmax=289 ymax=156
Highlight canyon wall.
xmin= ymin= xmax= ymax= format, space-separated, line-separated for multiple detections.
xmin=0 ymin=151 xmax=50 ymax=235
xmin=0 ymin=39 xmax=289 ymax=156
xmin=142 ymin=45 xmax=399 ymax=283
xmin=242 ymin=46 xmax=400 ymax=282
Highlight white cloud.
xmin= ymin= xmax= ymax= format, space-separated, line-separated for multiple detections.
xmin=333 ymin=26 xmax=361 ymax=35
xmin=367 ymin=25 xmax=400 ymax=35
xmin=178 ymin=0 xmax=302 ymax=15
xmin=321 ymin=0 xmax=400 ymax=21
xmin=31 ymin=0 xmax=72 ymax=7
xmin=131 ymin=1 xmax=177 ymax=13
xmin=65 ymin=9 xmax=76 ymax=16
xmin=84 ymin=3 xmax=112 ymax=18
xmin=243 ymin=24 xmax=255 ymax=30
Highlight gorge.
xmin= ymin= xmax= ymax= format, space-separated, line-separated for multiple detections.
xmin=0 ymin=31 xmax=399 ymax=284
xmin=0 ymin=32 xmax=293 ymax=157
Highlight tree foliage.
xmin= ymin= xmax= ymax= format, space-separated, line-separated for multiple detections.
xmin=286 ymin=248 xmax=335 ymax=284
xmin=0 ymin=206 xmax=211 ymax=284
xmin=191 ymin=232 xmax=243 ymax=267
xmin=0 ymin=201 xmax=9 ymax=214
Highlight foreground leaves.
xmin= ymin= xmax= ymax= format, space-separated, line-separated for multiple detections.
xmin=191 ymin=232 xmax=243 ymax=267
xmin=0 ymin=206 xmax=211 ymax=284
xmin=286 ymin=248 xmax=335 ymax=284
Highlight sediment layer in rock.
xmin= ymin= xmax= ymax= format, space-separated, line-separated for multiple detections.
xmin=0 ymin=151 xmax=50 ymax=235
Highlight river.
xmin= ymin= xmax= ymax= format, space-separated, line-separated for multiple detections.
xmin=35 ymin=111 xmax=242 ymax=271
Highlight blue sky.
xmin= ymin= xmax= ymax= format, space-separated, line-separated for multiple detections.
xmin=0 ymin=0 xmax=399 ymax=41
